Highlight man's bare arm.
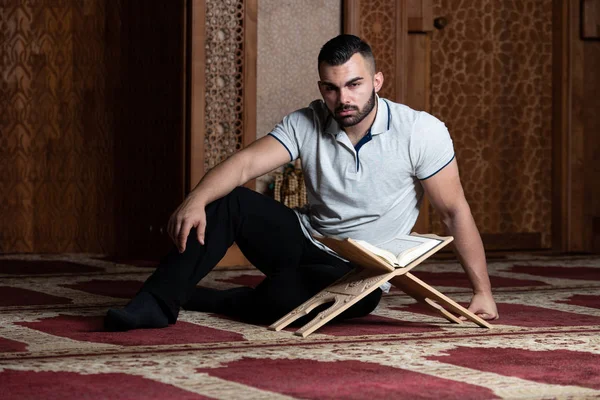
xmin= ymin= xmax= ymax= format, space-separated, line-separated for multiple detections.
xmin=168 ymin=135 xmax=291 ymax=252
xmin=420 ymin=158 xmax=499 ymax=320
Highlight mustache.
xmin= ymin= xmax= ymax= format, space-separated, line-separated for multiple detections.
xmin=335 ymin=105 xmax=358 ymax=113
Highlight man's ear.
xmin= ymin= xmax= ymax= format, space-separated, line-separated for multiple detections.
xmin=374 ymin=72 xmax=384 ymax=93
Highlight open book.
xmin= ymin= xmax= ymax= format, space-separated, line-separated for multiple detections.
xmin=315 ymin=233 xmax=453 ymax=272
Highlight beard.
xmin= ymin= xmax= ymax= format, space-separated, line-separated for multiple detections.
xmin=333 ymin=90 xmax=377 ymax=128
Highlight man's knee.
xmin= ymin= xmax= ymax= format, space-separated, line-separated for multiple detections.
xmin=205 ymin=186 xmax=254 ymax=222
xmin=219 ymin=186 xmax=260 ymax=216
xmin=228 ymin=186 xmax=254 ymax=202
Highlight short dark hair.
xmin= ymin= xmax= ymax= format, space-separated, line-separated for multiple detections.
xmin=318 ymin=34 xmax=376 ymax=73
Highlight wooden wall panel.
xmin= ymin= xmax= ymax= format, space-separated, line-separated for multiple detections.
xmin=405 ymin=31 xmax=431 ymax=234
xmin=407 ymin=0 xmax=432 ymax=32
xmin=429 ymin=0 xmax=553 ymax=250
xmin=0 ymin=0 xmax=186 ymax=255
xmin=584 ymin=42 xmax=600 ymax=253
xmin=0 ymin=0 xmax=115 ymax=253
xmin=567 ymin=0 xmax=600 ymax=253
xmin=405 ymin=34 xmax=430 ymax=112
xmin=582 ymin=0 xmax=600 ymax=39
xmin=113 ymin=1 xmax=186 ymax=257
xmin=552 ymin=0 xmax=570 ymax=253
xmin=188 ymin=0 xmax=206 ymax=191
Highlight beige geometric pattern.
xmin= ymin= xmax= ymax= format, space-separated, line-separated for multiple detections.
xmin=430 ymin=0 xmax=553 ymax=248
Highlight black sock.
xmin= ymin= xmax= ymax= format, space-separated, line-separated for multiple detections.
xmin=104 ymin=291 xmax=169 ymax=331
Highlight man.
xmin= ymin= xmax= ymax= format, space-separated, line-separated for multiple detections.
xmin=105 ymin=34 xmax=498 ymax=332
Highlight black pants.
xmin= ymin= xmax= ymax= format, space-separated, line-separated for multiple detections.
xmin=141 ymin=187 xmax=382 ymax=324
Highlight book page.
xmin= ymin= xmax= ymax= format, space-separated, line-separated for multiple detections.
xmin=352 ymin=239 xmax=398 ymax=266
xmin=376 ymin=235 xmax=442 ymax=267
xmin=375 ymin=235 xmax=431 ymax=256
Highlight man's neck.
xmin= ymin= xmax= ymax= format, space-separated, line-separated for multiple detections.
xmin=343 ymin=101 xmax=378 ymax=146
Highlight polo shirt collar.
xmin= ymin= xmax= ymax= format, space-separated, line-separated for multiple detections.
xmin=324 ymin=95 xmax=391 ymax=137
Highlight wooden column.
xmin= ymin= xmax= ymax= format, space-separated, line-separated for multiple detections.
xmin=554 ymin=0 xmax=600 ymax=253
xmin=188 ymin=0 xmax=207 ymax=192
xmin=405 ymin=0 xmax=434 ymax=234
xmin=188 ymin=0 xmax=257 ymax=190
xmin=188 ymin=0 xmax=257 ymax=266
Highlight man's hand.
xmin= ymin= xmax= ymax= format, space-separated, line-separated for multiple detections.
xmin=167 ymin=194 xmax=207 ymax=253
xmin=164 ymin=135 xmax=292 ymax=254
xmin=463 ymin=291 xmax=499 ymax=320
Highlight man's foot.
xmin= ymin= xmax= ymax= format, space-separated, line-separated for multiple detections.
xmin=104 ymin=292 xmax=169 ymax=331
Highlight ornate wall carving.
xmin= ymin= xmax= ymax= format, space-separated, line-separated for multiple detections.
xmin=429 ymin=0 xmax=553 ymax=248
xmin=203 ymin=0 xmax=246 ymax=171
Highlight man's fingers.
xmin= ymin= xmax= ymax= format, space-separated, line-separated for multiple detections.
xmin=460 ymin=312 xmax=498 ymax=321
xmin=196 ymin=220 xmax=206 ymax=245
xmin=474 ymin=312 xmax=499 ymax=321
xmin=177 ymin=221 xmax=193 ymax=253
xmin=173 ymin=220 xmax=183 ymax=247
xmin=485 ymin=313 xmax=499 ymax=321
xmin=167 ymin=217 xmax=176 ymax=244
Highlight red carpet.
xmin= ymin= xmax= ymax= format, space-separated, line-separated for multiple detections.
xmin=1 ymin=253 xmax=600 ymax=399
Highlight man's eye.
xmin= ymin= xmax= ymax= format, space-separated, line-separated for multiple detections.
xmin=350 ymin=83 xmax=360 ymax=87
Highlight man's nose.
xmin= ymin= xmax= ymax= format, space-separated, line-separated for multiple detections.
xmin=338 ymin=88 xmax=352 ymax=105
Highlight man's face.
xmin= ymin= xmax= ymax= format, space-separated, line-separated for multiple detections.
xmin=318 ymin=53 xmax=383 ymax=128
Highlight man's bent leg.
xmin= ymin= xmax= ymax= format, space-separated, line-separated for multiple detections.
xmin=190 ymin=261 xmax=382 ymax=326
xmin=185 ymin=241 xmax=383 ymax=326
xmin=105 ymin=187 xmax=306 ymax=330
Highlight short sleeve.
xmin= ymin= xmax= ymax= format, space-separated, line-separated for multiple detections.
xmin=267 ymin=108 xmax=315 ymax=162
xmin=409 ymin=112 xmax=455 ymax=180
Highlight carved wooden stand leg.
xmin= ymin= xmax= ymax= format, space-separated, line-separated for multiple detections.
xmin=269 ymin=267 xmax=395 ymax=337
xmin=390 ymin=273 xmax=492 ymax=328
xmin=269 ymin=267 xmax=492 ymax=337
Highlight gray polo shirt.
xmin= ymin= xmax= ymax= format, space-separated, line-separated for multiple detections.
xmin=269 ymin=96 xmax=454 ymax=251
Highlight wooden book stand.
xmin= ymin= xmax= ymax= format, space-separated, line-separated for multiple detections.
xmin=269 ymin=233 xmax=492 ymax=337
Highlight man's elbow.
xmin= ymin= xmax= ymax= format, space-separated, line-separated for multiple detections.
xmin=440 ymin=199 xmax=472 ymax=229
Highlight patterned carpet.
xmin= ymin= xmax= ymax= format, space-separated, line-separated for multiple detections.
xmin=1 ymin=253 xmax=599 ymax=399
